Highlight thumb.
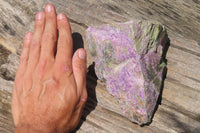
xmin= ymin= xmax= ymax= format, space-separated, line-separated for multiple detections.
xmin=72 ymin=48 xmax=87 ymax=98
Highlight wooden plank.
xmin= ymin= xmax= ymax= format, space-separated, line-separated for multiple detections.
xmin=0 ymin=0 xmax=200 ymax=133
xmin=0 ymin=78 xmax=15 ymax=133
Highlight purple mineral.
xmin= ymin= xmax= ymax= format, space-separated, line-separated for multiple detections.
xmin=86 ymin=21 xmax=168 ymax=125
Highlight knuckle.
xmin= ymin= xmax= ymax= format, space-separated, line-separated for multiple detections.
xmin=81 ymin=89 xmax=88 ymax=103
xmin=43 ymin=32 xmax=56 ymax=42
xmin=63 ymin=63 xmax=72 ymax=72
xmin=56 ymin=62 xmax=73 ymax=77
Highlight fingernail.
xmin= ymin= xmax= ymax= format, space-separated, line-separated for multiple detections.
xmin=46 ymin=4 xmax=53 ymax=12
xmin=36 ymin=12 xmax=44 ymax=20
xmin=57 ymin=14 xmax=66 ymax=20
xmin=78 ymin=49 xmax=86 ymax=59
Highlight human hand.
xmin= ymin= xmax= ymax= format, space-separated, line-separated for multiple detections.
xmin=12 ymin=4 xmax=87 ymax=133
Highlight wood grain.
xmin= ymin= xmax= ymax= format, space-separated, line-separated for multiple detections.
xmin=0 ymin=0 xmax=200 ymax=132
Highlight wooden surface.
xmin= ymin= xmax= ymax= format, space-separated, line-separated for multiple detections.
xmin=0 ymin=0 xmax=200 ymax=133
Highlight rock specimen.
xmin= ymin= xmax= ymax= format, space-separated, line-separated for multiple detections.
xmin=86 ymin=21 xmax=168 ymax=125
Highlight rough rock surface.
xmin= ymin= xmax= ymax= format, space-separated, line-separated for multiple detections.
xmin=0 ymin=77 xmax=13 ymax=114
xmin=0 ymin=77 xmax=13 ymax=95
xmin=86 ymin=21 xmax=168 ymax=125
xmin=0 ymin=53 xmax=19 ymax=80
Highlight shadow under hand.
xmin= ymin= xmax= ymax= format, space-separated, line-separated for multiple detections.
xmin=71 ymin=32 xmax=98 ymax=132
xmin=72 ymin=62 xmax=98 ymax=132
xmin=72 ymin=32 xmax=84 ymax=54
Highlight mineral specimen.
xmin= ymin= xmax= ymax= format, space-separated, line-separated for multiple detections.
xmin=86 ymin=21 xmax=168 ymax=125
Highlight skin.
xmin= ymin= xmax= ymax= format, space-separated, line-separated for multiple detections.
xmin=12 ymin=4 xmax=87 ymax=133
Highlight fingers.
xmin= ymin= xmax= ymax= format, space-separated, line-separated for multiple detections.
xmin=54 ymin=13 xmax=73 ymax=79
xmin=56 ymin=13 xmax=72 ymax=62
xmin=15 ymin=32 xmax=32 ymax=96
xmin=16 ymin=32 xmax=33 ymax=77
xmin=27 ymin=12 xmax=45 ymax=72
xmin=72 ymin=49 xmax=87 ymax=98
xmin=40 ymin=4 xmax=57 ymax=60
xmin=55 ymin=14 xmax=73 ymax=64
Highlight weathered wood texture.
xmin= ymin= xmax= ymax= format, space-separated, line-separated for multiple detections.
xmin=0 ymin=0 xmax=200 ymax=133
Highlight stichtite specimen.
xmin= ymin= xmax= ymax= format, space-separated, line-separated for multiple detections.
xmin=86 ymin=21 xmax=168 ymax=125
